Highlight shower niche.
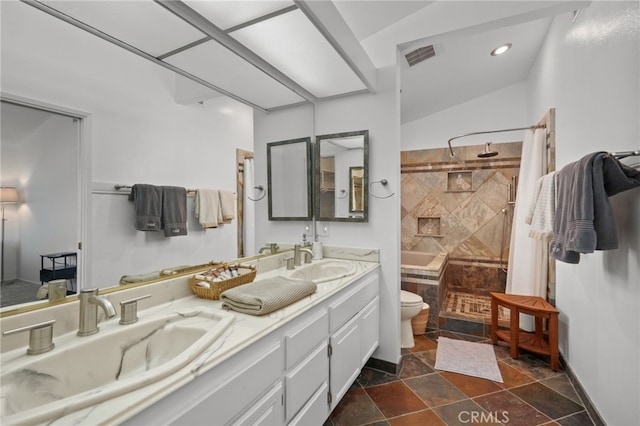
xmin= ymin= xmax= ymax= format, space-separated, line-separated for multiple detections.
xmin=417 ymin=216 xmax=442 ymax=237
xmin=446 ymin=171 xmax=473 ymax=192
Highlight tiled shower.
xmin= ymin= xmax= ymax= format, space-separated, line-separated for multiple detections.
xmin=400 ymin=141 xmax=522 ymax=332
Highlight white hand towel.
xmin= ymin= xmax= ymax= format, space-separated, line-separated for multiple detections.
xmin=219 ymin=190 xmax=235 ymax=223
xmin=195 ymin=189 xmax=220 ymax=228
xmin=525 ymin=171 xmax=557 ymax=241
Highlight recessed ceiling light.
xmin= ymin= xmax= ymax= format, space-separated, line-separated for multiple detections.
xmin=491 ymin=43 xmax=512 ymax=56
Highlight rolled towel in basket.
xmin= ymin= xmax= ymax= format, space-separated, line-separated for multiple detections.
xmin=220 ymin=276 xmax=317 ymax=316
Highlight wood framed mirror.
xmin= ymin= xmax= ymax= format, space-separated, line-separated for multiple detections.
xmin=315 ymin=130 xmax=368 ymax=222
xmin=267 ymin=137 xmax=312 ymax=221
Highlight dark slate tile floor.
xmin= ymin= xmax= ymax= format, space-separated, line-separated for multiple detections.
xmin=325 ymin=331 xmax=595 ymax=426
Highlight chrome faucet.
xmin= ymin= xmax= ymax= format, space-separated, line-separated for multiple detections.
xmin=77 ymin=289 xmax=117 ymax=336
xmin=258 ymin=243 xmax=279 ymax=255
xmin=293 ymin=244 xmax=313 ymax=266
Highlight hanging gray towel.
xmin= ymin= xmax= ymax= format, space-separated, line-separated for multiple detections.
xmin=128 ymin=184 xmax=162 ymax=231
xmin=161 ymin=186 xmax=188 ymax=237
xmin=603 ymin=155 xmax=640 ymax=196
xmin=220 ymin=277 xmax=317 ymax=315
xmin=551 ymin=152 xmax=603 ymax=263
xmin=550 ymin=152 xmax=639 ymax=264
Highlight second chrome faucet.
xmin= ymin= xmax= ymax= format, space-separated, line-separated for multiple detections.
xmin=77 ymin=289 xmax=116 ymax=336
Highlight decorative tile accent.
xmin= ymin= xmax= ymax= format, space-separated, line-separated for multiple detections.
xmin=443 ymin=292 xmax=509 ymax=321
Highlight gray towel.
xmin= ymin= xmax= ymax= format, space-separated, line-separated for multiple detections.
xmin=129 ymin=184 xmax=162 ymax=231
xmin=220 ymin=277 xmax=317 ymax=316
xmin=161 ymin=186 xmax=188 ymax=237
xmin=551 ymin=153 xmax=599 ymax=263
xmin=550 ymin=152 xmax=638 ymax=263
xmin=603 ymin=155 xmax=640 ymax=196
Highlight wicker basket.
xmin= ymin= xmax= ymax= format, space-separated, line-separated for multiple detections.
xmin=190 ymin=264 xmax=257 ymax=300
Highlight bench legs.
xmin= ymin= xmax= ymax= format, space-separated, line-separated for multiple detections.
xmin=490 ymin=294 xmax=559 ymax=372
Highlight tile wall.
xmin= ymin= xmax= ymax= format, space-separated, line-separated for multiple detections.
xmin=401 ymin=142 xmax=522 ymax=300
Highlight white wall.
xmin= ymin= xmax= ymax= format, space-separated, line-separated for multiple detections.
xmin=1 ymin=2 xmax=253 ymax=288
xmin=254 ymin=104 xmax=315 ymax=249
xmin=402 ymin=82 xmax=528 ymax=151
xmin=254 ymin=66 xmax=402 ymax=365
xmin=527 ymin=3 xmax=639 ymax=424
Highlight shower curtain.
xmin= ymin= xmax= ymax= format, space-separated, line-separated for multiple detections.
xmin=243 ymin=158 xmax=256 ymax=257
xmin=506 ymin=128 xmax=548 ymax=331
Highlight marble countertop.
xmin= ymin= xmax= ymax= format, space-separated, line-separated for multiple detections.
xmin=0 ymin=247 xmax=379 ymax=425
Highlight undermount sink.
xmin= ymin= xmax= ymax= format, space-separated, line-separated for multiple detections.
xmin=289 ymin=259 xmax=356 ymax=284
xmin=0 ymin=304 xmax=234 ymax=424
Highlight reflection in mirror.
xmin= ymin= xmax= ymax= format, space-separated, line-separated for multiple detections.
xmin=349 ymin=167 xmax=364 ymax=213
xmin=0 ymin=99 xmax=82 ymax=309
xmin=267 ymin=137 xmax=312 ymax=221
xmin=315 ymin=130 xmax=368 ymax=222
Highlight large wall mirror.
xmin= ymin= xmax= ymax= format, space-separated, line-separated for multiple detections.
xmin=315 ymin=130 xmax=368 ymax=222
xmin=267 ymin=137 xmax=312 ymax=221
xmin=1 ymin=97 xmax=86 ymax=310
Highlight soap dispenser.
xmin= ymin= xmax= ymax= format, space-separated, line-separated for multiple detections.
xmin=312 ymin=237 xmax=323 ymax=260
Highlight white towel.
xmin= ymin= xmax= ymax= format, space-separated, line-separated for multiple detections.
xmin=195 ymin=189 xmax=221 ymax=228
xmin=219 ymin=190 xmax=235 ymax=223
xmin=525 ymin=171 xmax=557 ymax=241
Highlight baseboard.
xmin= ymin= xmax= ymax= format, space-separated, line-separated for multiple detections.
xmin=560 ymin=354 xmax=605 ymax=426
xmin=365 ymin=356 xmax=402 ymax=375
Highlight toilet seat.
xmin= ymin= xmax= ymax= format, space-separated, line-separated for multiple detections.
xmin=401 ymin=290 xmax=423 ymax=307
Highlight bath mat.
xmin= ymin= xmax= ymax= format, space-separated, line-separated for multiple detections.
xmin=435 ymin=337 xmax=503 ymax=383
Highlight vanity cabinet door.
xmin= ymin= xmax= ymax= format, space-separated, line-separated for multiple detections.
xmin=329 ymin=313 xmax=360 ymax=410
xmin=360 ymin=296 xmax=379 ymax=365
xmin=288 ymin=382 xmax=329 ymax=426
xmin=285 ymin=341 xmax=329 ymax=423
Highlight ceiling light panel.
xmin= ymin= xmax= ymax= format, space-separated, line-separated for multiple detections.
xmin=231 ymin=9 xmax=367 ymax=98
xmin=184 ymin=0 xmax=294 ymax=30
xmin=40 ymin=0 xmax=205 ymax=57
xmin=165 ymin=40 xmax=305 ymax=110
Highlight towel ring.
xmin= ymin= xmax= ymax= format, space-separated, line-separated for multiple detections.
xmin=248 ymin=185 xmax=266 ymax=201
xmin=370 ymin=179 xmax=395 ymax=199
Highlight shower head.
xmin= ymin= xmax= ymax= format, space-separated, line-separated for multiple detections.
xmin=478 ymin=142 xmax=498 ymax=158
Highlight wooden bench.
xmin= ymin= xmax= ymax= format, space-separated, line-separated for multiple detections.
xmin=490 ymin=292 xmax=560 ymax=371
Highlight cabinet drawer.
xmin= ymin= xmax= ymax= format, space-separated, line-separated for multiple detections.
xmin=170 ymin=343 xmax=283 ymax=426
xmin=329 ymin=272 xmax=378 ymax=333
xmin=285 ymin=309 xmax=328 ymax=369
xmin=288 ymin=382 xmax=329 ymax=426
xmin=231 ymin=382 xmax=283 ymax=426
xmin=285 ymin=341 xmax=329 ymax=422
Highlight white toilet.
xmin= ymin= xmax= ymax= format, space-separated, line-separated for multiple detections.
xmin=400 ymin=290 xmax=424 ymax=348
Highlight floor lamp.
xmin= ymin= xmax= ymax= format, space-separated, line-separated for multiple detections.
xmin=1 ymin=186 xmax=20 ymax=285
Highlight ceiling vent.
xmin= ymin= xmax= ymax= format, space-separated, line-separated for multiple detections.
xmin=404 ymin=44 xmax=436 ymax=67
